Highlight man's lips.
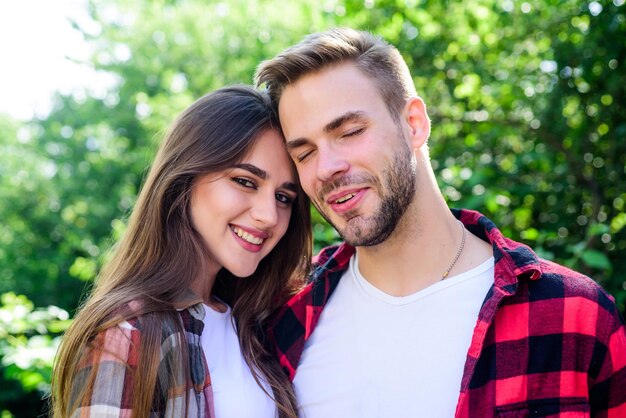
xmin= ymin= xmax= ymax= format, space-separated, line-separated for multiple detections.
xmin=325 ymin=188 xmax=365 ymax=204
xmin=326 ymin=188 xmax=368 ymax=214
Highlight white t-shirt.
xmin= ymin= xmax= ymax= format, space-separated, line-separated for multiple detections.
xmin=200 ymin=303 xmax=276 ymax=418
xmin=293 ymin=254 xmax=495 ymax=418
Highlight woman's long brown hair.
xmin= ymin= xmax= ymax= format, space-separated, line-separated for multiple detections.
xmin=51 ymin=85 xmax=311 ymax=418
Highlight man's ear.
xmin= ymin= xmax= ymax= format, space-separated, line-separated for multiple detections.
xmin=404 ymin=97 xmax=431 ymax=149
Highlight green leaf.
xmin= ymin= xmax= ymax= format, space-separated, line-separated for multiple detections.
xmin=581 ymin=250 xmax=611 ymax=270
xmin=587 ymin=223 xmax=609 ymax=237
xmin=610 ymin=213 xmax=626 ymax=234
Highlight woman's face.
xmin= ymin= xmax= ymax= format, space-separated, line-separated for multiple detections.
xmin=190 ymin=128 xmax=298 ymax=278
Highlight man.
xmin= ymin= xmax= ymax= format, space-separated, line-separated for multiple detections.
xmin=256 ymin=28 xmax=626 ymax=417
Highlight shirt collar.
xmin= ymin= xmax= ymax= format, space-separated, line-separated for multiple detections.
xmin=173 ymin=288 xmax=205 ymax=316
xmin=453 ymin=208 xmax=542 ymax=293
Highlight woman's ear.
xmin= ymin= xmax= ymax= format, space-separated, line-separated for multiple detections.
xmin=404 ymin=97 xmax=431 ymax=149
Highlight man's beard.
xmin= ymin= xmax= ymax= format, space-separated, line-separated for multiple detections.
xmin=314 ymin=138 xmax=417 ymax=247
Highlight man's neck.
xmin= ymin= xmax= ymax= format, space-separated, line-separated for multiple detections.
xmin=355 ymin=202 xmax=492 ymax=297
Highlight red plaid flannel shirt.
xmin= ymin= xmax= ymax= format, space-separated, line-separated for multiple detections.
xmin=270 ymin=209 xmax=626 ymax=417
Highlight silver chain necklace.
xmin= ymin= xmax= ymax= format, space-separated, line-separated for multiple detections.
xmin=441 ymin=221 xmax=467 ymax=281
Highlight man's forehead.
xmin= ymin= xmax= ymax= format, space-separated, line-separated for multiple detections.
xmin=277 ymin=63 xmax=383 ymax=136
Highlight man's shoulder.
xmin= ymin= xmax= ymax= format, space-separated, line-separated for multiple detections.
xmin=468 ymin=208 xmax=617 ymax=314
xmin=534 ymin=257 xmax=619 ymax=314
xmin=501 ymin=256 xmax=625 ymax=340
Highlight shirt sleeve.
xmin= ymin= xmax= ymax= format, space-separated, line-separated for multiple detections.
xmin=69 ymin=323 xmax=140 ymax=418
xmin=590 ymin=301 xmax=626 ymax=418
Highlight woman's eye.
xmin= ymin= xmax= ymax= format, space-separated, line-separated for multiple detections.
xmin=233 ymin=177 xmax=256 ymax=189
xmin=275 ymin=193 xmax=294 ymax=205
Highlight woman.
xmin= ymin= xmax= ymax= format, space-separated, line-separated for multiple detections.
xmin=51 ymin=86 xmax=311 ymax=418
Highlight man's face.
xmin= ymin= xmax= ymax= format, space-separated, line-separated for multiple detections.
xmin=278 ymin=62 xmax=418 ymax=246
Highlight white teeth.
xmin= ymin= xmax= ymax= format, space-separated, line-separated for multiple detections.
xmin=335 ymin=193 xmax=356 ymax=204
xmin=232 ymin=227 xmax=264 ymax=245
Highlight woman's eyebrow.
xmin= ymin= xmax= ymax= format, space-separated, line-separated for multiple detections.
xmin=233 ymin=163 xmax=267 ymax=179
xmin=233 ymin=163 xmax=297 ymax=191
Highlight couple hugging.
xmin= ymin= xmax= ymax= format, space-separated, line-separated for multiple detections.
xmin=51 ymin=28 xmax=626 ymax=418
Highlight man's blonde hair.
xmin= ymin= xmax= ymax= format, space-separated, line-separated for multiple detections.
xmin=255 ymin=27 xmax=417 ymax=119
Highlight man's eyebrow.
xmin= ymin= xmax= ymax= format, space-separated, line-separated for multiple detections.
xmin=324 ymin=111 xmax=367 ymax=133
xmin=286 ymin=111 xmax=367 ymax=151
xmin=232 ymin=163 xmax=297 ymax=192
xmin=286 ymin=138 xmax=309 ymax=151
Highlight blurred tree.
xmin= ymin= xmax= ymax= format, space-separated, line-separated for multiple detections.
xmin=0 ymin=293 xmax=70 ymax=417
xmin=0 ymin=0 xmax=340 ymax=311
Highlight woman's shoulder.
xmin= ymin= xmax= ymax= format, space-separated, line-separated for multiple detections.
xmin=76 ymin=321 xmax=140 ymax=376
xmin=91 ymin=302 xmax=193 ymax=356
xmin=75 ymin=311 xmax=184 ymax=381
xmin=84 ymin=300 xmax=209 ymax=366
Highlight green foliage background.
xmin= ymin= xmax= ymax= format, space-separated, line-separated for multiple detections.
xmin=0 ymin=0 xmax=624 ymax=415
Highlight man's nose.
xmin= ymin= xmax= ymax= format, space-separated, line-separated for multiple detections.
xmin=316 ymin=146 xmax=349 ymax=182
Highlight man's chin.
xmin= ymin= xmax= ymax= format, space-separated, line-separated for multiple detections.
xmin=321 ymin=209 xmax=389 ymax=246
xmin=336 ymin=219 xmax=379 ymax=247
